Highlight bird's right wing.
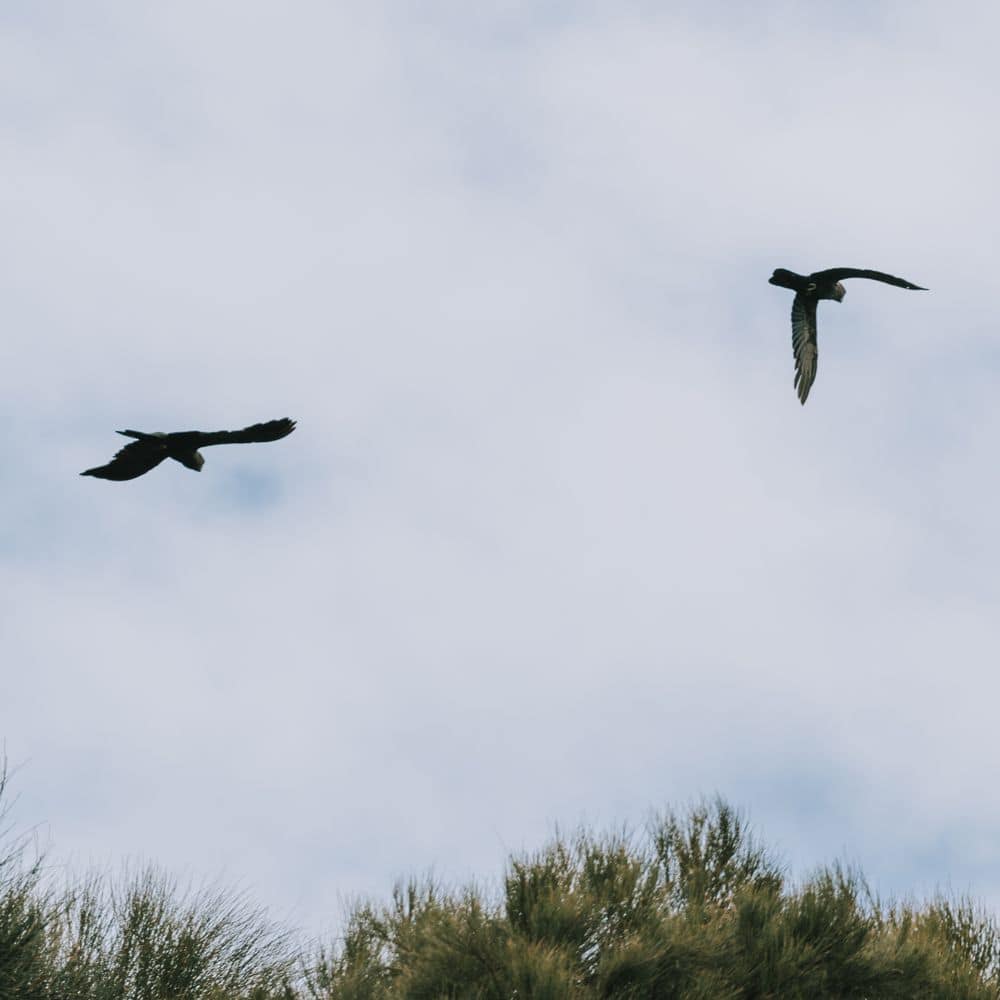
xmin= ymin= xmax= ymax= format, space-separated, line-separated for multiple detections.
xmin=791 ymin=293 xmax=819 ymax=405
xmin=190 ymin=418 xmax=297 ymax=448
xmin=813 ymin=268 xmax=927 ymax=290
xmin=80 ymin=439 xmax=168 ymax=480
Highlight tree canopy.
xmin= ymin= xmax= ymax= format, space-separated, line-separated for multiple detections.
xmin=2 ymin=788 xmax=998 ymax=999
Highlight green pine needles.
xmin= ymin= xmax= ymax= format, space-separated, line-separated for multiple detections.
xmin=310 ymin=801 xmax=1000 ymax=999
xmin=1 ymin=789 xmax=998 ymax=999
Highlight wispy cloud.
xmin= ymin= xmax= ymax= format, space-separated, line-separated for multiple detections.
xmin=2 ymin=0 xmax=999 ymax=934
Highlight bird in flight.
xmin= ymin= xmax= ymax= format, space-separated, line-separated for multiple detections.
xmin=768 ymin=267 xmax=926 ymax=404
xmin=81 ymin=418 xmax=296 ymax=481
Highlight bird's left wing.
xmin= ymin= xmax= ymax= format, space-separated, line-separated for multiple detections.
xmin=792 ymin=293 xmax=819 ymax=405
xmin=80 ymin=439 xmax=168 ymax=480
xmin=813 ymin=268 xmax=927 ymax=290
xmin=187 ymin=418 xmax=297 ymax=448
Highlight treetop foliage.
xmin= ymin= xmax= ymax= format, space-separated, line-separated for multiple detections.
xmin=1 ymin=784 xmax=998 ymax=999
xmin=307 ymin=799 xmax=1000 ymax=1000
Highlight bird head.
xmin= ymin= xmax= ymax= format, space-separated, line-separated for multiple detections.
xmin=178 ymin=451 xmax=205 ymax=472
xmin=833 ymin=281 xmax=846 ymax=302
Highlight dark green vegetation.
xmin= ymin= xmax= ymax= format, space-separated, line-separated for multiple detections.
xmin=2 ymin=779 xmax=998 ymax=999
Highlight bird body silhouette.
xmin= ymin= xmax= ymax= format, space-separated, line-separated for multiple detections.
xmin=769 ymin=267 xmax=926 ymax=404
xmin=81 ymin=418 xmax=296 ymax=481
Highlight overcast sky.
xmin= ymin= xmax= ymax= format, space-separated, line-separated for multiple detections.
xmin=3 ymin=0 xmax=1000 ymax=939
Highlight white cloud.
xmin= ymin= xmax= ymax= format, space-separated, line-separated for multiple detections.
xmin=2 ymin=0 xmax=1000 ymax=935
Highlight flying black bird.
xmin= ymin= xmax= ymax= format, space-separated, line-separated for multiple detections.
xmin=769 ymin=267 xmax=926 ymax=404
xmin=81 ymin=418 xmax=296 ymax=481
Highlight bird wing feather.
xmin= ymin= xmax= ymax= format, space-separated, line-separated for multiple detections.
xmin=181 ymin=418 xmax=297 ymax=449
xmin=80 ymin=439 xmax=169 ymax=480
xmin=812 ymin=268 xmax=926 ymax=290
xmin=791 ymin=293 xmax=819 ymax=405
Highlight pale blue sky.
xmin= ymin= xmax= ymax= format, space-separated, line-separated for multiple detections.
xmin=3 ymin=0 xmax=1000 ymax=937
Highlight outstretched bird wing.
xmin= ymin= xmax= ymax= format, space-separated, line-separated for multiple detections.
xmin=812 ymin=268 xmax=927 ymax=290
xmin=178 ymin=418 xmax=297 ymax=449
xmin=768 ymin=268 xmax=809 ymax=292
xmin=791 ymin=293 xmax=818 ymax=405
xmin=80 ymin=439 xmax=168 ymax=480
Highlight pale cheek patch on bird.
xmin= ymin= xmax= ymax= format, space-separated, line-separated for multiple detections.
xmin=769 ymin=268 xmax=926 ymax=405
xmin=81 ymin=418 xmax=296 ymax=482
